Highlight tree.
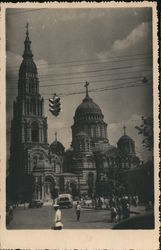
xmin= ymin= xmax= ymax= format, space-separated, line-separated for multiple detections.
xmin=20 ymin=174 xmax=35 ymax=202
xmin=135 ymin=116 xmax=153 ymax=151
xmin=70 ymin=181 xmax=79 ymax=199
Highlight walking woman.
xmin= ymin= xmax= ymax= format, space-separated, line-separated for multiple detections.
xmin=53 ymin=204 xmax=63 ymax=230
xmin=75 ymin=201 xmax=81 ymax=221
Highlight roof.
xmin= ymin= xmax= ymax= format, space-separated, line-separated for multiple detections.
xmin=117 ymin=134 xmax=134 ymax=145
xmin=75 ymin=95 xmax=102 ymax=118
xmin=19 ymin=59 xmax=37 ymax=75
xmin=50 ymin=140 xmax=65 ymax=154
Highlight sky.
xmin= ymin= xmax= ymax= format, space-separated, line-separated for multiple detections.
xmin=6 ymin=7 xmax=153 ymax=161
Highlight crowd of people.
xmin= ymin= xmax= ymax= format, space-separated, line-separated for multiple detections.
xmin=80 ymin=195 xmax=140 ymax=223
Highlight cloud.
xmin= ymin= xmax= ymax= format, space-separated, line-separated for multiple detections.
xmin=97 ymin=21 xmax=152 ymax=60
xmin=112 ymin=22 xmax=152 ymax=51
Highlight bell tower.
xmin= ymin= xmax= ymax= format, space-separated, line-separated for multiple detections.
xmin=10 ymin=24 xmax=48 ymax=178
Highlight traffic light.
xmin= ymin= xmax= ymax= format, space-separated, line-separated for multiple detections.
xmin=49 ymin=94 xmax=61 ymax=117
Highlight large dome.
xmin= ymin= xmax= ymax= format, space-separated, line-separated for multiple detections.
xmin=75 ymin=96 xmax=102 ymax=118
xmin=72 ymin=83 xmax=108 ymax=144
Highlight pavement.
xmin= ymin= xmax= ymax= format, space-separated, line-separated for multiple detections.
xmin=7 ymin=205 xmax=147 ymax=230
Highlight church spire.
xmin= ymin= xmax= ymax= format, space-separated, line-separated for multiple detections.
xmin=84 ymin=81 xmax=89 ymax=97
xmin=23 ymin=22 xmax=33 ymax=59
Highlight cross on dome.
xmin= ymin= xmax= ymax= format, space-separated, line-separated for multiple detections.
xmin=123 ymin=125 xmax=126 ymax=135
xmin=84 ymin=81 xmax=89 ymax=97
xmin=55 ymin=131 xmax=57 ymax=141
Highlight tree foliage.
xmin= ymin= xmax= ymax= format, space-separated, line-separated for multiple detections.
xmin=135 ymin=116 xmax=153 ymax=151
xmin=20 ymin=174 xmax=35 ymax=202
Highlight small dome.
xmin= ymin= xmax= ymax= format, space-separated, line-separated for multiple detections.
xmin=75 ymin=96 xmax=102 ymax=118
xmin=50 ymin=139 xmax=65 ymax=156
xmin=118 ymin=134 xmax=134 ymax=144
xmin=117 ymin=129 xmax=135 ymax=155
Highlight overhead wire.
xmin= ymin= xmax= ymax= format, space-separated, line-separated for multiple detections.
xmin=6 ymin=80 xmax=151 ymax=108
xmin=7 ymin=53 xmax=152 ymax=70
xmin=7 ymin=62 xmax=152 ymax=82
xmin=57 ymin=80 xmax=151 ymax=98
xmin=6 ymin=75 xmax=152 ymax=91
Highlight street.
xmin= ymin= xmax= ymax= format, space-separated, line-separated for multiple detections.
xmin=7 ymin=205 xmax=115 ymax=229
xmin=7 ymin=204 xmax=147 ymax=230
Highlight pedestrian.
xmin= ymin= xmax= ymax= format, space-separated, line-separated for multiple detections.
xmin=126 ymin=202 xmax=130 ymax=218
xmin=75 ymin=201 xmax=81 ymax=221
xmin=117 ymin=203 xmax=122 ymax=221
xmin=98 ymin=197 xmax=102 ymax=209
xmin=52 ymin=204 xmax=63 ymax=230
xmin=135 ymin=195 xmax=139 ymax=206
xmin=111 ymin=204 xmax=117 ymax=222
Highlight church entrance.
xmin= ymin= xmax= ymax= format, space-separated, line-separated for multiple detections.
xmin=44 ymin=176 xmax=57 ymax=201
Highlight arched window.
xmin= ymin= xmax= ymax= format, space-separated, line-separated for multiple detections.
xmin=55 ymin=164 xmax=61 ymax=174
xmin=31 ymin=122 xmax=39 ymax=142
xmin=91 ymin=127 xmax=94 ymax=137
xmin=33 ymin=101 xmax=36 ymax=115
xmin=24 ymin=123 xmax=27 ymax=142
xmin=98 ymin=126 xmax=101 ymax=137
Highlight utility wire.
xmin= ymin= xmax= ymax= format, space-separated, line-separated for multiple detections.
xmin=7 ymin=63 xmax=152 ymax=82
xmin=7 ymin=53 xmax=152 ymax=70
xmin=57 ymin=81 xmax=151 ymax=98
xmin=7 ymin=79 xmax=143 ymax=95
xmin=7 ymin=67 xmax=152 ymax=83
xmin=30 ymin=69 xmax=153 ymax=82
xmin=6 ymin=81 xmax=151 ymax=105
xmin=6 ymin=75 xmax=151 ymax=90
xmin=43 ymin=83 xmax=150 ymax=99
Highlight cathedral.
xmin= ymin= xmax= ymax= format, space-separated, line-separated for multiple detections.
xmin=8 ymin=26 xmax=141 ymax=202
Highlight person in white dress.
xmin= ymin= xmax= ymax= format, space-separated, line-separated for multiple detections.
xmin=53 ymin=204 xmax=63 ymax=230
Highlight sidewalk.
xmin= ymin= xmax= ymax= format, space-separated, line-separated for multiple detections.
xmin=81 ymin=204 xmax=146 ymax=215
xmin=130 ymin=205 xmax=146 ymax=214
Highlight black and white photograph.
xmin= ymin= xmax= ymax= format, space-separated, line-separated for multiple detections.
xmin=0 ymin=2 xmax=159 ymax=249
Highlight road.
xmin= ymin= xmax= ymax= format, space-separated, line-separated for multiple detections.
xmin=7 ymin=205 xmax=115 ymax=229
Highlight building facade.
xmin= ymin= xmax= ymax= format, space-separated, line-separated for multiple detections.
xmin=64 ymin=83 xmax=140 ymax=197
xmin=9 ymin=26 xmax=77 ymax=202
xmin=8 ymin=26 xmax=142 ymax=202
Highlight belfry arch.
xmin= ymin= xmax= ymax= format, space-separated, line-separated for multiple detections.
xmin=31 ymin=121 xmax=39 ymax=142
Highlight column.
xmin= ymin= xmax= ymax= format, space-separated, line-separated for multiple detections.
xmin=42 ymin=98 xmax=44 ymax=115
xmin=39 ymin=125 xmax=42 ymax=143
xmin=22 ymin=100 xmax=24 ymax=115
xmin=36 ymin=100 xmax=38 ymax=116
xmin=41 ymin=182 xmax=44 ymax=200
xmin=21 ymin=122 xmax=24 ymax=143
xmin=28 ymin=124 xmax=31 ymax=142
xmin=41 ymin=128 xmax=43 ymax=142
